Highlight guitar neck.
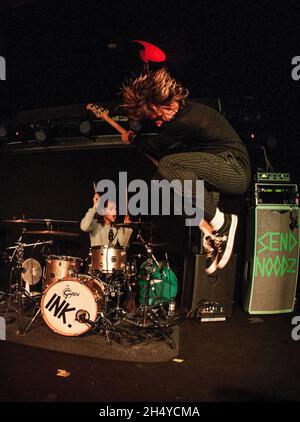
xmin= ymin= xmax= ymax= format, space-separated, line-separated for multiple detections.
xmin=102 ymin=114 xmax=127 ymax=135
xmin=89 ymin=104 xmax=159 ymax=166
xmin=101 ymin=113 xmax=158 ymax=166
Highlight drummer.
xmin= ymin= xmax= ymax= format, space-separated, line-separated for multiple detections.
xmin=80 ymin=193 xmax=133 ymax=247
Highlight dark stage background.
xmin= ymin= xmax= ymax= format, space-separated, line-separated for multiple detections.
xmin=0 ymin=0 xmax=300 ymax=303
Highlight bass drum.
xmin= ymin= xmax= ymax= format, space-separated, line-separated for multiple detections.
xmin=41 ymin=275 xmax=105 ymax=336
xmin=137 ymin=260 xmax=178 ymax=305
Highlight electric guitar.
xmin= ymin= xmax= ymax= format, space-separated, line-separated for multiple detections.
xmin=86 ymin=103 xmax=158 ymax=166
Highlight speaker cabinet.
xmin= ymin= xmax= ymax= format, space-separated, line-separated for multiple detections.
xmin=243 ymin=205 xmax=300 ymax=314
xmin=181 ymin=253 xmax=237 ymax=317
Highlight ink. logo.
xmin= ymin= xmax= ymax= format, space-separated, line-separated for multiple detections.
xmin=291 ymin=316 xmax=300 ymax=341
xmin=0 ymin=316 xmax=6 ymax=340
xmin=0 ymin=56 xmax=6 ymax=80
xmin=291 ymin=56 xmax=300 ymax=81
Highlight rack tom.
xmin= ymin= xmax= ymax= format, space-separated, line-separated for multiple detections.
xmin=44 ymin=255 xmax=83 ymax=291
xmin=91 ymin=245 xmax=127 ymax=274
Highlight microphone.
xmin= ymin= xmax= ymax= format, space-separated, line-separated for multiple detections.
xmin=76 ymin=310 xmax=92 ymax=325
xmin=108 ymin=227 xmax=114 ymax=243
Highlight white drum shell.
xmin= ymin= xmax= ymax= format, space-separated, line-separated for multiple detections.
xmin=41 ymin=276 xmax=104 ymax=336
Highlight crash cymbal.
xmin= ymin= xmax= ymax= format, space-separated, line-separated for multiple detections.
xmin=22 ymin=258 xmax=42 ymax=285
xmin=2 ymin=219 xmax=36 ymax=224
xmin=25 ymin=230 xmax=80 ymax=237
xmin=2 ymin=218 xmax=78 ymax=224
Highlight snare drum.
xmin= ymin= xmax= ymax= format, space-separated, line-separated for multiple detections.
xmin=91 ymin=246 xmax=127 ymax=274
xmin=44 ymin=255 xmax=83 ymax=291
xmin=41 ymin=275 xmax=105 ymax=336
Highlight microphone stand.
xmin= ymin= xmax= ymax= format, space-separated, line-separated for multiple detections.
xmin=260 ymin=146 xmax=274 ymax=172
xmin=123 ymin=233 xmax=161 ymax=328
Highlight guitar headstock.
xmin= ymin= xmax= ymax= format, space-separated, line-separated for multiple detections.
xmin=86 ymin=103 xmax=109 ymax=119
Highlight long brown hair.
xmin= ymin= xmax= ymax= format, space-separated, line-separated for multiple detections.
xmin=121 ymin=68 xmax=189 ymax=120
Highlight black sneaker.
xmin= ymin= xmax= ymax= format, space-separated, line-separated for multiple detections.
xmin=203 ymin=235 xmax=219 ymax=274
xmin=212 ymin=213 xmax=238 ymax=269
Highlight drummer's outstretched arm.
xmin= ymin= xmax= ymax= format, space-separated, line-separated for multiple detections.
xmin=80 ymin=193 xmax=100 ymax=232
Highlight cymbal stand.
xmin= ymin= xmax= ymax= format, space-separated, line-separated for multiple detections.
xmin=125 ymin=234 xmax=167 ymax=328
xmin=22 ymin=239 xmax=54 ymax=334
xmin=3 ymin=231 xmax=31 ymax=334
xmin=3 ymin=237 xmax=53 ymax=334
xmin=98 ymin=287 xmax=124 ymax=346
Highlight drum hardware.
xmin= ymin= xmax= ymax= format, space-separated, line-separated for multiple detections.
xmin=1 ymin=232 xmax=53 ymax=335
xmin=121 ymin=233 xmax=175 ymax=334
xmin=125 ymin=260 xmax=137 ymax=277
xmin=6 ymin=240 xmax=54 ymax=251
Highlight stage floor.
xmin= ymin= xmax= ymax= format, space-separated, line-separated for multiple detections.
xmin=1 ymin=303 xmax=300 ymax=403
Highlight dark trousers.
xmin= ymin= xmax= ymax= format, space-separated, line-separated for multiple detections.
xmin=157 ymin=151 xmax=250 ymax=222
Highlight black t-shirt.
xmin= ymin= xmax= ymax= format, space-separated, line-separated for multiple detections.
xmin=133 ymin=100 xmax=251 ymax=176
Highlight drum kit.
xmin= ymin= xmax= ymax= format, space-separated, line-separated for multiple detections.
xmin=0 ymin=216 xmax=179 ymax=346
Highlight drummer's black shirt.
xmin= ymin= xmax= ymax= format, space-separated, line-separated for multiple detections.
xmin=132 ymin=100 xmax=251 ymax=178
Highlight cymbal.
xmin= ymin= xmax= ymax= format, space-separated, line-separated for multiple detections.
xmin=22 ymin=258 xmax=42 ymax=285
xmin=2 ymin=219 xmax=36 ymax=224
xmin=2 ymin=218 xmax=78 ymax=224
xmin=25 ymin=230 xmax=80 ymax=237
xmin=35 ymin=218 xmax=79 ymax=224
